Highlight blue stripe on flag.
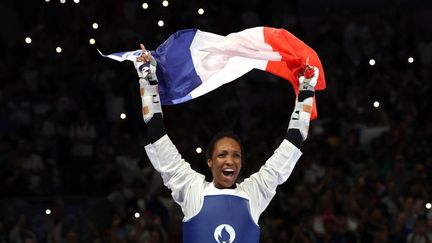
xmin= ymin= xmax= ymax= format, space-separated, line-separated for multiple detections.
xmin=152 ymin=29 xmax=203 ymax=104
xmin=167 ymin=94 xmax=193 ymax=105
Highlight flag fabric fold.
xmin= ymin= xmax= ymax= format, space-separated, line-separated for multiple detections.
xmin=99 ymin=26 xmax=325 ymax=119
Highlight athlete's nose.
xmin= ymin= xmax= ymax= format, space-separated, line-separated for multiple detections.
xmin=225 ymin=158 xmax=234 ymax=166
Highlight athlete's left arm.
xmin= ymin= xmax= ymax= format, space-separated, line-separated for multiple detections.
xmin=239 ymin=67 xmax=319 ymax=223
xmin=239 ymin=139 xmax=302 ymax=223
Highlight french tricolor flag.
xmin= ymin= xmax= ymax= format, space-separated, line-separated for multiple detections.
xmin=100 ymin=26 xmax=326 ymax=119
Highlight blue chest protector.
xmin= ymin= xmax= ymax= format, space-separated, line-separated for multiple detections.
xmin=183 ymin=194 xmax=260 ymax=243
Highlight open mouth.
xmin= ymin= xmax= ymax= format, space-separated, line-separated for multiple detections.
xmin=222 ymin=168 xmax=235 ymax=177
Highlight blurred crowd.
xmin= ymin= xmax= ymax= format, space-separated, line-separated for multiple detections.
xmin=1 ymin=0 xmax=432 ymax=242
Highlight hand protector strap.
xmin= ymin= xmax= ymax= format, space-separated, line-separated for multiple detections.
xmin=139 ymin=78 xmax=162 ymax=124
xmin=288 ymin=96 xmax=314 ymax=141
xmin=287 ymin=66 xmax=319 ymax=144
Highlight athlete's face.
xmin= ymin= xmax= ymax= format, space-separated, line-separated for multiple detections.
xmin=208 ymin=137 xmax=242 ymax=189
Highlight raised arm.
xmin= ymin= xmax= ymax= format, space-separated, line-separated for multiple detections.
xmin=136 ymin=44 xmax=165 ymax=143
xmin=136 ymin=45 xmax=205 ymax=216
xmin=286 ymin=66 xmax=318 ymax=147
xmin=239 ymin=66 xmax=319 ymax=223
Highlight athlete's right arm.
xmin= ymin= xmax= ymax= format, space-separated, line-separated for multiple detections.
xmin=136 ymin=44 xmax=205 ymax=218
xmin=145 ymin=135 xmax=206 ymax=211
xmin=135 ymin=44 xmax=165 ymax=143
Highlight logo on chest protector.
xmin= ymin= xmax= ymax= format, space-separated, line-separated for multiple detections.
xmin=214 ymin=224 xmax=236 ymax=243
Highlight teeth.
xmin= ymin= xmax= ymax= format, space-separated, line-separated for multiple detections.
xmin=222 ymin=168 xmax=235 ymax=177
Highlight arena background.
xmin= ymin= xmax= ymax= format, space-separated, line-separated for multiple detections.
xmin=0 ymin=0 xmax=431 ymax=242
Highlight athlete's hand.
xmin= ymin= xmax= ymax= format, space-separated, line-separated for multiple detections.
xmin=299 ymin=66 xmax=319 ymax=92
xmin=134 ymin=44 xmax=157 ymax=81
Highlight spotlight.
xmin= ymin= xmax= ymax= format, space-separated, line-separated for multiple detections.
xmin=426 ymin=203 xmax=431 ymax=209
xmin=60 ymin=0 xmax=66 ymax=4
xmin=408 ymin=57 xmax=414 ymax=63
xmin=89 ymin=38 xmax=96 ymax=45
xmin=120 ymin=113 xmax=126 ymax=119
xmin=25 ymin=37 xmax=32 ymax=44
xmin=142 ymin=3 xmax=149 ymax=9
xmin=369 ymin=59 xmax=375 ymax=66
xmin=134 ymin=212 xmax=140 ymax=218
xmin=196 ymin=147 xmax=202 ymax=154
xmin=373 ymin=101 xmax=380 ymax=108
xmin=158 ymin=20 xmax=164 ymax=27
xmin=45 ymin=209 xmax=51 ymax=215
xmin=73 ymin=0 xmax=79 ymax=3
xmin=162 ymin=0 xmax=169 ymax=7
xmin=56 ymin=47 xmax=62 ymax=53
xmin=92 ymin=23 xmax=99 ymax=29
xmin=198 ymin=8 xmax=205 ymax=15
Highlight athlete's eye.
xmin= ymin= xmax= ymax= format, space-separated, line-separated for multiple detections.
xmin=217 ymin=152 xmax=227 ymax=158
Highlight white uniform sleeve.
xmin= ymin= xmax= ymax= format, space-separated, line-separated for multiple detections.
xmin=239 ymin=139 xmax=302 ymax=223
xmin=144 ymin=135 xmax=206 ymax=220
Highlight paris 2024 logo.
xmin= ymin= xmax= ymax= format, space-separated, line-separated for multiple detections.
xmin=214 ymin=224 xmax=236 ymax=243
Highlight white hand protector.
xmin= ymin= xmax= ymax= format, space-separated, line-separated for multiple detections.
xmin=134 ymin=53 xmax=157 ymax=80
xmin=288 ymin=67 xmax=319 ymax=140
xmin=299 ymin=66 xmax=319 ymax=92
xmin=135 ymin=55 xmax=162 ymax=123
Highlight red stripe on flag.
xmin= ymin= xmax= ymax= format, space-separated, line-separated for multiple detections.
xmin=263 ymin=27 xmax=326 ymax=120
